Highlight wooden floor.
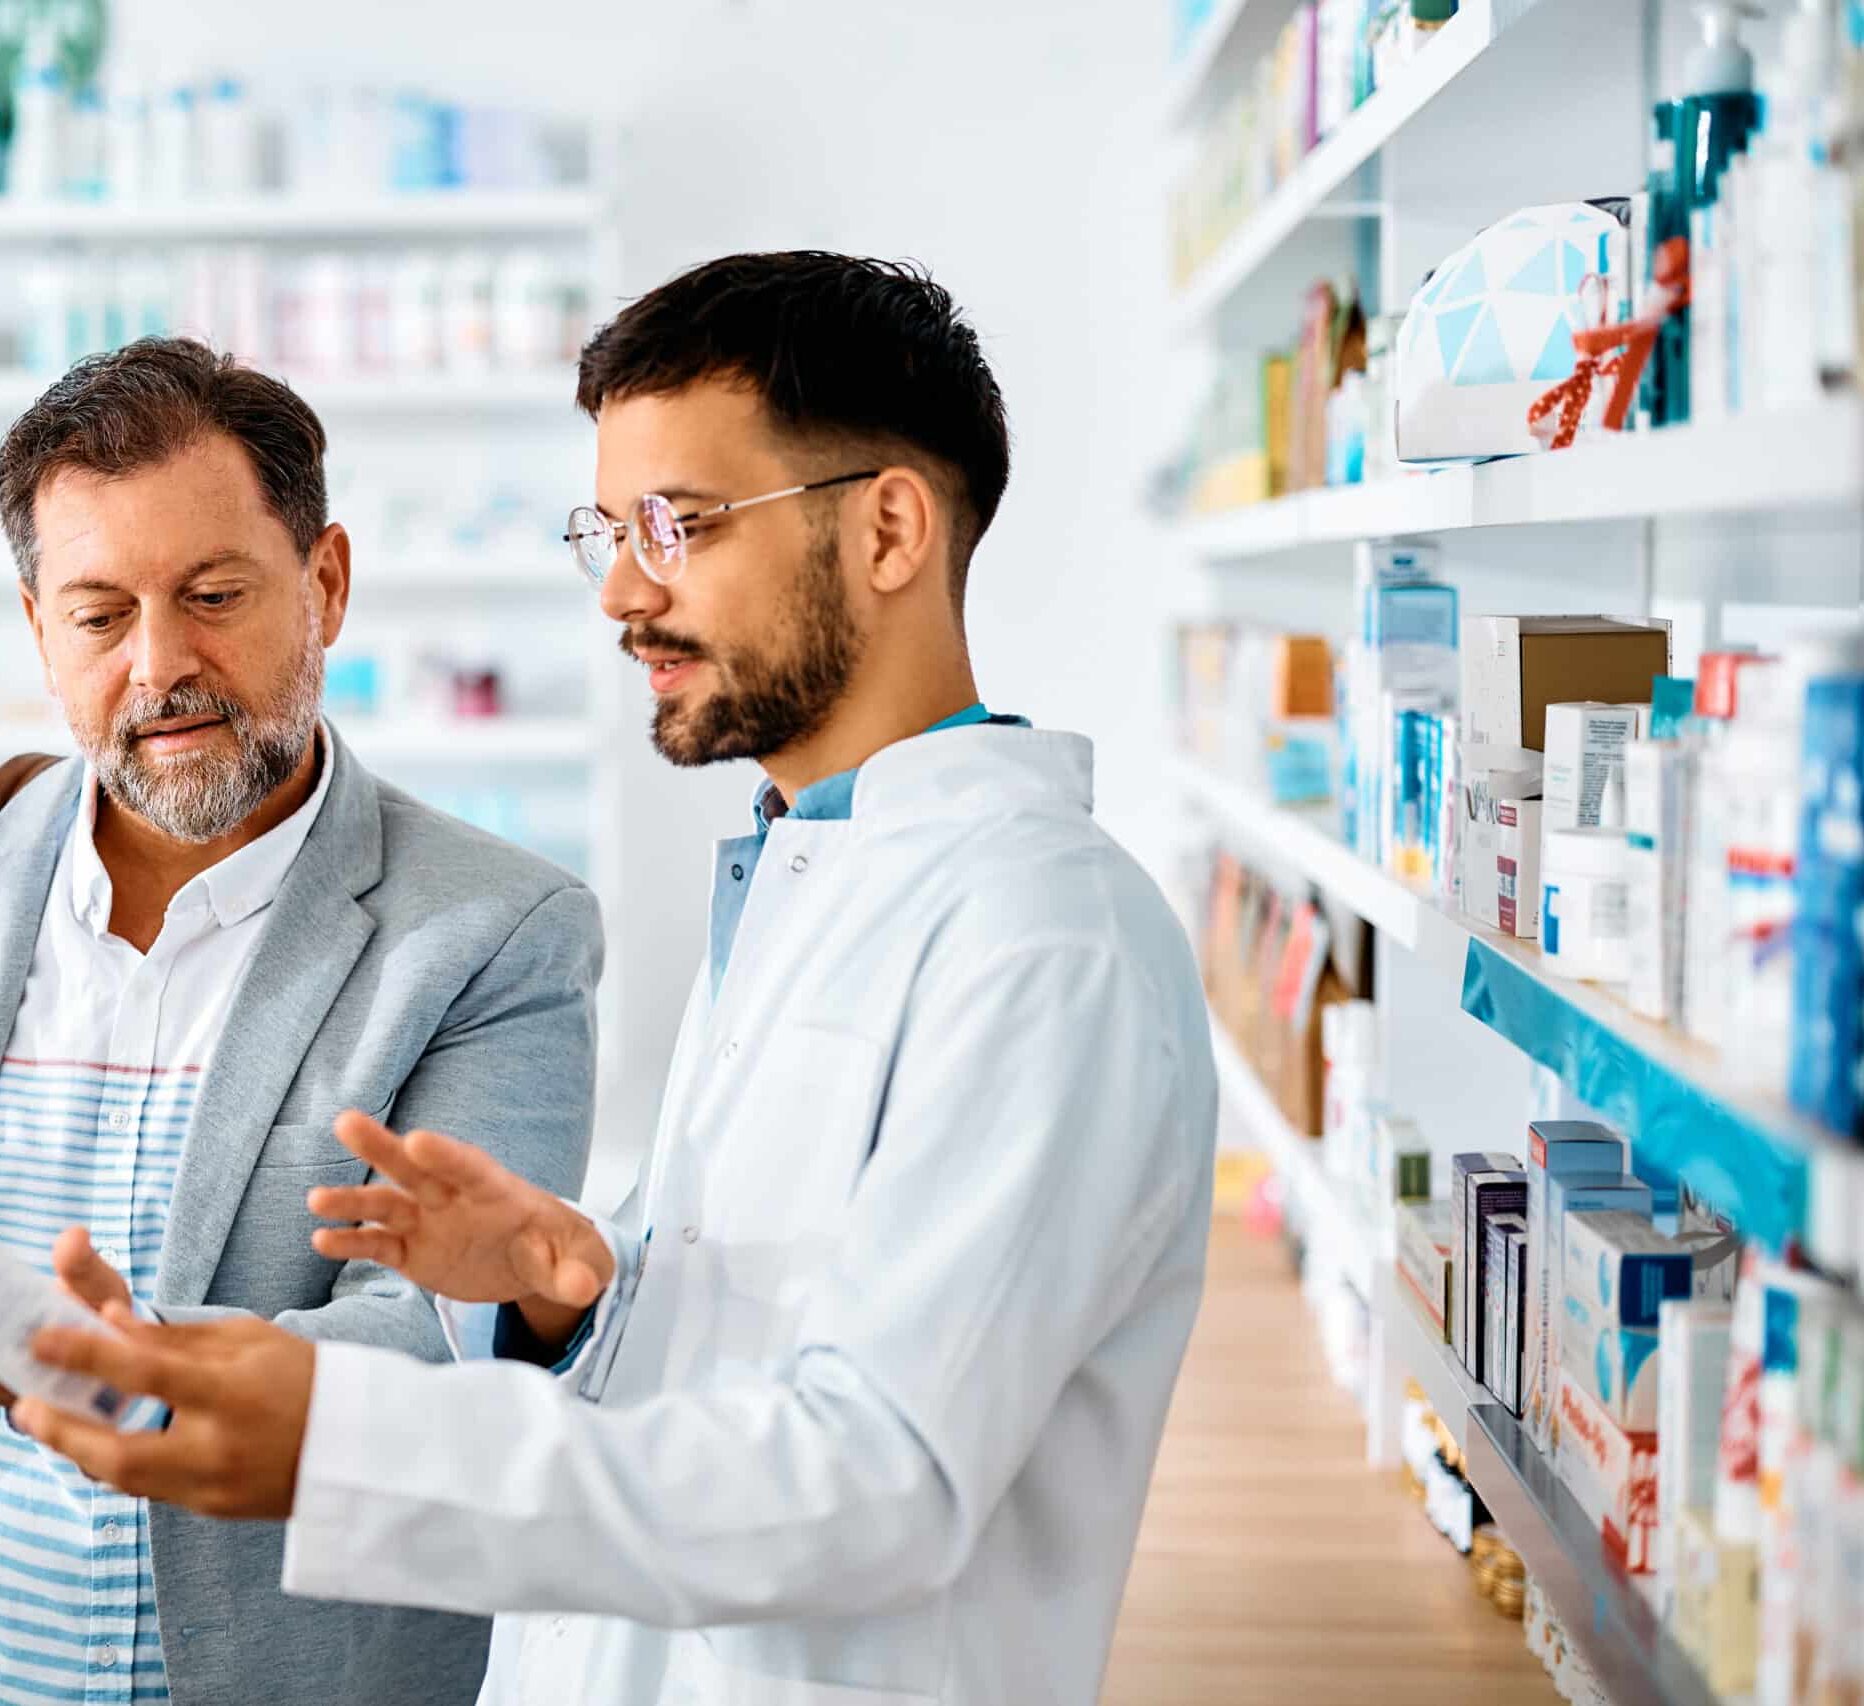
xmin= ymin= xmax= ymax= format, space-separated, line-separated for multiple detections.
xmin=1102 ymin=1216 xmax=1559 ymax=1706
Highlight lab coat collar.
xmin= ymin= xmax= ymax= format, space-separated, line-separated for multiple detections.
xmin=848 ymin=725 xmax=1094 ymax=825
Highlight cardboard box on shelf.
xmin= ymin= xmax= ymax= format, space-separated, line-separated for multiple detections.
xmin=1395 ymin=1198 xmax=1454 ymax=1337
xmin=1450 ymin=1152 xmax=1518 ymax=1367
xmin=1461 ymin=745 xmax=1544 ymax=938
xmin=1462 ymin=616 xmax=1672 ymax=752
xmin=1465 ymin=1164 xmax=1526 ymax=1386
xmin=1555 ymin=1370 xmax=1660 ymax=1573
xmin=1560 ymin=1211 xmax=1693 ymax=1433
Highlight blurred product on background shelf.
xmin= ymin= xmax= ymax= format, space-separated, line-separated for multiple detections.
xmin=1196 ymin=844 xmax=1373 ymax=1138
xmin=0 ymin=242 xmax=588 ymax=381
xmin=1169 ymin=0 xmax=1460 ymax=286
xmin=0 ymin=46 xmax=587 ymax=202
xmin=1174 ymin=622 xmax=1336 ymax=805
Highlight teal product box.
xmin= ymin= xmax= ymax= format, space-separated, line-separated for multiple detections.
xmin=1450 ymin=1151 xmax=1519 ymax=1368
xmin=1522 ymin=1121 xmax=1627 ymax=1452
xmin=1542 ymin=1173 xmax=1653 ymax=1451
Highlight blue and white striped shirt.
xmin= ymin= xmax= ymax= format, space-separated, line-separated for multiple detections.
xmin=0 ymin=743 xmax=331 ymax=1704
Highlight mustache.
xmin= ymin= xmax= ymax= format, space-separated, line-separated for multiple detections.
xmin=112 ymin=682 xmax=247 ymax=744
xmin=620 ymin=626 xmax=707 ymax=661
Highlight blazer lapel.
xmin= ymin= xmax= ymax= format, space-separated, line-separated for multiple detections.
xmin=155 ymin=732 xmax=384 ymax=1309
xmin=0 ymin=761 xmax=83 ymax=1043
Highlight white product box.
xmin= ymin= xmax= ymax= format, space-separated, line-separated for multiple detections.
xmin=1561 ymin=1212 xmax=1693 ymax=1433
xmin=1555 ymin=1369 xmax=1660 ymax=1573
xmin=1658 ymin=1299 xmax=1733 ymax=1620
xmin=1483 ymin=1212 xmax=1527 ymax=1413
xmin=1624 ymin=737 xmax=1697 ymax=1023
xmin=1521 ymin=1122 xmax=1625 ymax=1455
xmin=1460 ymin=744 xmax=1544 ymax=937
xmin=1542 ymin=701 xmax=1648 ymax=834
xmin=1540 ymin=1173 xmax=1652 ymax=1455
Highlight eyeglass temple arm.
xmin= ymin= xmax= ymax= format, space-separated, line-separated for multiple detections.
xmin=684 ymin=471 xmax=880 ymax=524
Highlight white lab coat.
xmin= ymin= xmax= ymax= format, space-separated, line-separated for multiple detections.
xmin=281 ymin=727 xmax=1217 ymax=1705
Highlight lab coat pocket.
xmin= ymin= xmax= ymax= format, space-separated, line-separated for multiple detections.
xmin=703 ymin=1025 xmax=886 ymax=1252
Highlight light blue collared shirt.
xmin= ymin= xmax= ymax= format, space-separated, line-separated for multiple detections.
xmin=707 ymin=704 xmax=1024 ymax=1000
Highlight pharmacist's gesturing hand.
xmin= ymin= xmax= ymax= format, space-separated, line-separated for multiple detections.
xmin=309 ymin=1112 xmax=615 ymax=1320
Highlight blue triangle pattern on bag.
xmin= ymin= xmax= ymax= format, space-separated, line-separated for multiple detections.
xmin=1434 ymin=300 xmax=1483 ymax=374
xmin=1529 ymin=312 xmax=1577 ymax=381
xmin=1452 ymin=305 xmax=1515 ymax=387
xmin=1441 ymin=248 xmax=1487 ymax=303
xmin=1505 ymin=242 xmax=1560 ymax=296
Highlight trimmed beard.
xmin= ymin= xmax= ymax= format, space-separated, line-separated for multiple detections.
xmin=84 ymin=614 xmax=325 ymax=845
xmin=650 ymin=529 xmax=863 ymax=768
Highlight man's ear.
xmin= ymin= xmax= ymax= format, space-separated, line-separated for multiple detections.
xmin=310 ymin=524 xmax=352 ymax=647
xmin=865 ymin=466 xmax=940 ymax=596
xmin=20 ymin=578 xmax=57 ymax=701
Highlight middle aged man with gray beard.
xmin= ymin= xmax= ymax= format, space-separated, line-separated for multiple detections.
xmin=0 ymin=336 xmax=600 ymax=1706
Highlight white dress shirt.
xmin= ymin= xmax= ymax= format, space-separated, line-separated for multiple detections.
xmin=0 ymin=733 xmax=331 ymax=1704
xmin=281 ymin=728 xmax=1218 ymax=1706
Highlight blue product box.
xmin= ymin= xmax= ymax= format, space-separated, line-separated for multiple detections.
xmin=1790 ymin=918 xmax=1864 ymax=1135
xmin=1798 ymin=676 xmax=1864 ymax=928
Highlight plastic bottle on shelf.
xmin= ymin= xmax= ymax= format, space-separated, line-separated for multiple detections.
xmin=21 ymin=260 xmax=71 ymax=374
xmin=440 ymin=249 xmax=494 ymax=374
xmin=492 ymin=250 xmax=557 ymax=371
xmin=150 ymin=81 xmax=201 ymax=201
xmin=6 ymin=24 xmax=67 ymax=202
xmin=389 ymin=250 xmax=443 ymax=372
xmin=63 ymin=85 xmax=107 ymax=201
xmin=299 ymin=252 xmax=358 ymax=377
xmin=104 ymin=76 xmax=152 ymax=202
xmin=201 ymin=77 xmax=261 ymax=197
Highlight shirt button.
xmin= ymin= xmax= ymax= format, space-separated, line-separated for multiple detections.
xmin=97 ymin=1644 xmax=118 ymax=1670
xmin=789 ymin=855 xmax=808 ymax=874
xmin=106 ymin=1110 xmax=131 ymax=1132
xmin=101 ymin=1519 xmax=122 ymax=1542
xmin=98 ymin=1245 xmax=123 ymax=1267
xmin=730 ymin=863 xmax=745 ymax=881
xmin=681 ymin=1226 xmax=699 ymax=1245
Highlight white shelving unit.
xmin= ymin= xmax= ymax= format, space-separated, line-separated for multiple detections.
xmin=0 ymin=145 xmax=632 ymax=1132
xmin=0 ymin=189 xmax=600 ymax=242
xmin=1165 ymin=2 xmax=1863 ymax=1697
xmin=1177 ymin=397 xmax=1864 ymax=559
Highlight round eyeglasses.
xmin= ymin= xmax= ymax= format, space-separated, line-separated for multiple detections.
xmin=564 ymin=471 xmax=879 ymax=588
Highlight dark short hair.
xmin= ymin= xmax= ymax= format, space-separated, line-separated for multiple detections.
xmin=1 ymin=337 xmax=329 ymax=594
xmin=576 ymin=252 xmax=1011 ymax=601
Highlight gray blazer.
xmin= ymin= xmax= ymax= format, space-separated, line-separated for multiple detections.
xmin=0 ymin=728 xmax=603 ymax=1706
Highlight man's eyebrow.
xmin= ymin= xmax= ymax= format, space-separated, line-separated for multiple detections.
xmin=54 ymin=550 xmax=260 ymax=600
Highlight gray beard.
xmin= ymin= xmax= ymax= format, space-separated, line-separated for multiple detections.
xmin=86 ymin=625 xmax=325 ymax=844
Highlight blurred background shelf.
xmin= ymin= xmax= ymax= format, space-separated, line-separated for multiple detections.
xmin=338 ymin=715 xmax=594 ymax=764
xmin=1382 ymin=1265 xmax=1484 ymax=1451
xmin=1174 ymin=399 xmax=1864 ymax=561
xmin=0 ymin=189 xmax=601 ymax=241
xmin=1170 ymin=0 xmax=1494 ymax=329
xmin=1208 ymin=1013 xmax=1376 ymax=1301
xmin=0 ymin=367 xmax=581 ymax=419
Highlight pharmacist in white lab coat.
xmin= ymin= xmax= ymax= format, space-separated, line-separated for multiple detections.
xmin=17 ymin=252 xmax=1219 ymax=1706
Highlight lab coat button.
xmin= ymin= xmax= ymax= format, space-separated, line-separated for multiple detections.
xmin=681 ymin=1225 xmax=699 ymax=1244
xmin=789 ymin=854 xmax=808 ymax=874
xmin=550 ymin=1617 xmax=568 ymax=1637
xmin=722 ymin=1039 xmax=739 ymax=1060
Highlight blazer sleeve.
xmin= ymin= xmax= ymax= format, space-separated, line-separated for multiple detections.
xmin=161 ymin=881 xmax=604 ymax=1356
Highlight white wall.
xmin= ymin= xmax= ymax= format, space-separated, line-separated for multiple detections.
xmin=111 ymin=0 xmax=1189 ymax=1194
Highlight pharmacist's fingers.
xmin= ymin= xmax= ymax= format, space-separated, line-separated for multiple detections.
xmin=332 ymin=1112 xmax=451 ymax=1206
xmin=309 ymin=1226 xmax=407 ymax=1269
xmin=306 ymin=1183 xmax=420 ymax=1232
